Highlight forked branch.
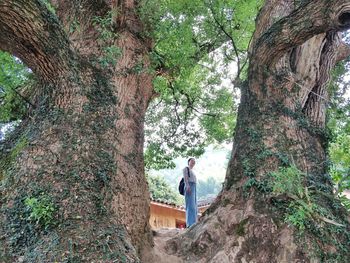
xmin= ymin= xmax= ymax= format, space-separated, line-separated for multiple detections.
xmin=253 ymin=0 xmax=350 ymax=67
xmin=0 ymin=0 xmax=73 ymax=82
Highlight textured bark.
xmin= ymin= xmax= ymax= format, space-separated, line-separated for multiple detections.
xmin=167 ymin=1 xmax=350 ymax=262
xmin=0 ymin=0 xmax=153 ymax=262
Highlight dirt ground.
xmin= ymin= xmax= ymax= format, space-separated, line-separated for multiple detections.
xmin=141 ymin=228 xmax=183 ymax=263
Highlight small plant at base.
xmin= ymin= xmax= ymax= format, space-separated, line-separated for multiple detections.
xmin=24 ymin=195 xmax=56 ymax=229
xmin=269 ymin=165 xmax=314 ymax=230
xmin=270 ymin=165 xmax=346 ymax=232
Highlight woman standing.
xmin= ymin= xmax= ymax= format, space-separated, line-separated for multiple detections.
xmin=183 ymin=158 xmax=197 ymax=227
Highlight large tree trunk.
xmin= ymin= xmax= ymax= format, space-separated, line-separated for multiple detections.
xmin=167 ymin=1 xmax=350 ymax=262
xmin=0 ymin=0 xmax=153 ymax=261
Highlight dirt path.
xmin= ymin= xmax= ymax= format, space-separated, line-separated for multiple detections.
xmin=141 ymin=228 xmax=183 ymax=263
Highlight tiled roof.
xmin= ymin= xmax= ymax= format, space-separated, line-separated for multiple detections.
xmin=151 ymin=196 xmax=215 ymax=209
xmin=151 ymin=198 xmax=184 ymax=209
xmin=197 ymin=196 xmax=216 ymax=207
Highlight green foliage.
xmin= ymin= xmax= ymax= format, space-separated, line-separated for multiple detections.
xmin=0 ymin=51 xmax=31 ymax=122
xmin=328 ymin=59 xmax=350 ymax=135
xmin=200 ymin=88 xmax=237 ymax=144
xmin=141 ymin=0 xmax=262 ymax=169
xmin=92 ymin=11 xmax=120 ymax=68
xmin=0 ymin=135 xmax=27 ymax=180
xmin=69 ymin=18 xmax=81 ymax=34
xmin=10 ymin=135 xmax=28 ymax=159
xmin=270 ymin=165 xmax=305 ymax=198
xmin=145 ymin=73 xmax=236 ymax=169
xmin=140 ymin=0 xmax=262 ymax=73
xmin=269 ymin=166 xmax=315 ymax=230
xmin=243 ymin=178 xmax=270 ymax=194
xmin=98 ymin=46 xmax=122 ymax=68
xmin=41 ymin=0 xmax=56 ymax=14
xmin=242 ymin=158 xmax=256 ymax=177
xmin=327 ymin=58 xmax=350 ymax=208
xmin=92 ymin=12 xmax=117 ymax=43
xmin=235 ymin=218 xmax=249 ymax=236
xmin=329 ymin=134 xmax=350 ymax=209
xmin=330 ymin=134 xmax=350 ymax=167
xmin=269 ymin=166 xmax=348 ymax=235
xmin=284 ymin=202 xmax=310 ymax=231
xmin=24 ymin=194 xmax=57 ymax=229
xmin=146 ymin=174 xmax=182 ymax=204
xmin=197 ymin=176 xmax=223 ymax=199
xmin=144 ymin=143 xmax=176 ymax=170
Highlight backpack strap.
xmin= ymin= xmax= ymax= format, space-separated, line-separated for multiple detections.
xmin=187 ymin=167 xmax=190 ymax=177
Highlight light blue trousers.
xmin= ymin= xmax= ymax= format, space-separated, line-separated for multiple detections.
xmin=185 ymin=182 xmax=197 ymax=227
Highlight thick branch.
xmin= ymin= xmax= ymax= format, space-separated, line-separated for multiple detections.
xmin=253 ymin=0 xmax=350 ymax=67
xmin=303 ymin=32 xmax=340 ymax=127
xmin=11 ymin=86 xmax=35 ymax=108
xmin=51 ymin=0 xmax=109 ymax=56
xmin=0 ymin=0 xmax=73 ymax=82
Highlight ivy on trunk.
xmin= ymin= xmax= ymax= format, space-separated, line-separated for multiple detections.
xmin=0 ymin=0 xmax=153 ymax=261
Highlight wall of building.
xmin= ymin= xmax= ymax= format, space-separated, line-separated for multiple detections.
xmin=149 ymin=202 xmax=185 ymax=229
xmin=149 ymin=201 xmax=211 ymax=229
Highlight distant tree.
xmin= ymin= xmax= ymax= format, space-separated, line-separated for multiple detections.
xmin=0 ymin=52 xmax=30 ymax=123
xmin=330 ymin=133 xmax=350 ymax=209
xmin=327 ymin=59 xmax=350 ymax=208
xmin=197 ymin=176 xmax=222 ymax=199
xmin=146 ymin=174 xmax=182 ymax=205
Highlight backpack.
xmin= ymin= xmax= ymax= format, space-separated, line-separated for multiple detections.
xmin=178 ymin=167 xmax=190 ymax=195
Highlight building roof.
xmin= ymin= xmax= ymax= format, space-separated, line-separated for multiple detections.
xmin=150 ymin=199 xmax=185 ymax=211
xmin=197 ymin=196 xmax=216 ymax=207
xmin=151 ymin=196 xmax=216 ymax=210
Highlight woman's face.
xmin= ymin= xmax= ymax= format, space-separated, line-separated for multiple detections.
xmin=189 ymin=158 xmax=196 ymax=167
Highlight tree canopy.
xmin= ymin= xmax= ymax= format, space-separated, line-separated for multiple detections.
xmin=142 ymin=0 xmax=263 ymax=169
xmin=146 ymin=174 xmax=182 ymax=204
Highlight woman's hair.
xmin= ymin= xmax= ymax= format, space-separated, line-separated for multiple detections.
xmin=188 ymin=158 xmax=194 ymax=165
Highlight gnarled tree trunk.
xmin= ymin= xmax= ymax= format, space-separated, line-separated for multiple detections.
xmin=167 ymin=1 xmax=350 ymax=262
xmin=0 ymin=0 xmax=153 ymax=261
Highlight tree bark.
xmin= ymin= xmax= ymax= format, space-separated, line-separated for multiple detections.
xmin=167 ymin=1 xmax=350 ymax=262
xmin=0 ymin=0 xmax=153 ymax=261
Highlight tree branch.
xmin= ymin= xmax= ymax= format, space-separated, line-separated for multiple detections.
xmin=207 ymin=2 xmax=242 ymax=77
xmin=0 ymin=0 xmax=73 ymax=82
xmin=11 ymin=86 xmax=35 ymax=108
xmin=253 ymin=0 xmax=350 ymax=67
xmin=191 ymin=38 xmax=221 ymax=62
